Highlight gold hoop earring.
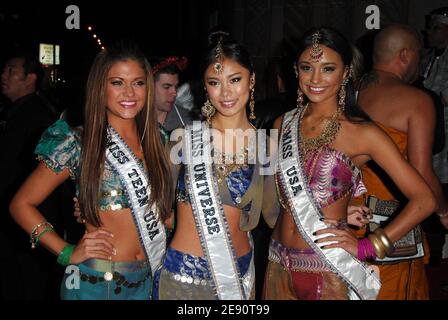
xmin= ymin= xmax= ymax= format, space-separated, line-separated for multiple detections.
xmin=201 ymin=96 xmax=215 ymax=123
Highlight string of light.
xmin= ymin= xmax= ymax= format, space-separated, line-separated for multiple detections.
xmin=87 ymin=25 xmax=105 ymax=50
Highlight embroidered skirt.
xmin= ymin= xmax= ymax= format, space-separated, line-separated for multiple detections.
xmin=262 ymin=239 xmax=348 ymax=300
xmin=153 ymin=247 xmax=253 ymax=300
xmin=60 ymin=259 xmax=151 ymax=300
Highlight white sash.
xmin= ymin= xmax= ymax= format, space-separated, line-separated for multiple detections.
xmin=184 ymin=121 xmax=254 ymax=300
xmin=105 ymin=126 xmax=166 ymax=277
xmin=277 ymin=109 xmax=381 ymax=300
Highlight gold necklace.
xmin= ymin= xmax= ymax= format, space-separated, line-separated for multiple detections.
xmin=299 ymin=104 xmax=342 ymax=158
xmin=210 ymin=121 xmax=256 ymax=183
xmin=214 ymin=147 xmax=250 ymax=183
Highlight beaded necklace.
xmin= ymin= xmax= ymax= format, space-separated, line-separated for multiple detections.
xmin=299 ymin=103 xmax=342 ymax=159
xmin=210 ymin=122 xmax=256 ymax=183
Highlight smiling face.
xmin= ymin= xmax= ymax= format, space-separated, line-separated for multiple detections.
xmin=106 ymin=59 xmax=147 ymax=123
xmin=297 ymin=45 xmax=347 ymax=106
xmin=204 ymin=58 xmax=253 ymax=119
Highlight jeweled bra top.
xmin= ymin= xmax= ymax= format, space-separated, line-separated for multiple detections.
xmin=176 ymin=163 xmax=254 ymax=213
xmin=35 ymin=119 xmax=136 ymax=211
xmin=171 ymin=127 xmax=278 ymax=231
xmin=277 ymin=146 xmax=366 ymax=209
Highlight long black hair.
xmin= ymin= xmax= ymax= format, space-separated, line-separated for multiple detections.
xmin=296 ymin=27 xmax=370 ymax=123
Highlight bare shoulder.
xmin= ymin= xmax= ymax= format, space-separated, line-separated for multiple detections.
xmin=341 ymin=119 xmax=386 ymax=144
xmin=408 ymin=87 xmax=434 ymax=109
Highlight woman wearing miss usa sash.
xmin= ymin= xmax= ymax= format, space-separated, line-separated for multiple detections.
xmin=262 ymin=27 xmax=436 ymax=300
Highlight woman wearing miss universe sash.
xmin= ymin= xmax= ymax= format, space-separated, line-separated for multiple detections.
xmin=153 ymin=30 xmax=279 ymax=300
xmin=262 ymin=27 xmax=436 ymax=300
xmin=10 ymin=41 xmax=173 ymax=300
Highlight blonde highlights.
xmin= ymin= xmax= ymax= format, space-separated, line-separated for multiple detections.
xmin=79 ymin=43 xmax=173 ymax=227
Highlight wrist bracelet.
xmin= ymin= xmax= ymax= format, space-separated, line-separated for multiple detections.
xmin=34 ymin=227 xmax=55 ymax=247
xmin=57 ymin=244 xmax=75 ymax=266
xmin=30 ymin=221 xmax=54 ymax=249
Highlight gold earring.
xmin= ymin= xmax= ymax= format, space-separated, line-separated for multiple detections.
xmin=201 ymin=97 xmax=215 ymax=123
xmin=338 ymin=79 xmax=348 ymax=111
xmin=293 ymin=64 xmax=298 ymax=79
xmin=297 ymin=87 xmax=304 ymax=107
xmin=249 ymin=86 xmax=256 ymax=120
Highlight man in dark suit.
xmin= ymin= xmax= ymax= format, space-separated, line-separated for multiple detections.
xmin=0 ymin=53 xmax=59 ymax=299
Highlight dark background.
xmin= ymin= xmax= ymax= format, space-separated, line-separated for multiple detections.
xmin=1 ymin=0 xmax=446 ymax=109
xmin=1 ymin=0 xmax=447 ymax=301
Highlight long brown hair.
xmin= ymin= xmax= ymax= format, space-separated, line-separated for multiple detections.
xmin=79 ymin=42 xmax=173 ymax=227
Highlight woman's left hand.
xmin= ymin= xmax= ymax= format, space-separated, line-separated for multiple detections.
xmin=314 ymin=228 xmax=359 ymax=257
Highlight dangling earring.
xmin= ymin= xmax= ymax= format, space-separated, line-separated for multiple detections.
xmin=293 ymin=64 xmax=298 ymax=79
xmin=338 ymin=78 xmax=349 ymax=111
xmin=297 ymin=87 xmax=304 ymax=108
xmin=249 ymin=78 xmax=256 ymax=120
xmin=201 ymin=96 xmax=215 ymax=123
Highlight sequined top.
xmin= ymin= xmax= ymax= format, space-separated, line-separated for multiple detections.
xmin=278 ymin=146 xmax=366 ymax=210
xmin=176 ymin=164 xmax=254 ymax=213
xmin=170 ymin=128 xmax=280 ymax=231
xmin=305 ymin=147 xmax=366 ymax=208
xmin=35 ymin=119 xmax=137 ymax=211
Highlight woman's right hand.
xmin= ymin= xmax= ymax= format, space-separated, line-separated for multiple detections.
xmin=347 ymin=205 xmax=372 ymax=228
xmin=70 ymin=228 xmax=116 ymax=264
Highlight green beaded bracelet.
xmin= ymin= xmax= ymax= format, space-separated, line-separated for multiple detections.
xmin=35 ymin=227 xmax=54 ymax=247
xmin=57 ymin=244 xmax=75 ymax=266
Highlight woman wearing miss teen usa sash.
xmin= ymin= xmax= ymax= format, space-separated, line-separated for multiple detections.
xmin=10 ymin=42 xmax=173 ymax=300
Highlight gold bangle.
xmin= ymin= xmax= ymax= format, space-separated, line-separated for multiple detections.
xmin=374 ymin=228 xmax=394 ymax=255
xmin=368 ymin=234 xmax=387 ymax=259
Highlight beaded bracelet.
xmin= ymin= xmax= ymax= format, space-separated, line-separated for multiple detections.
xmin=34 ymin=227 xmax=55 ymax=247
xmin=30 ymin=222 xmax=54 ymax=249
xmin=57 ymin=244 xmax=75 ymax=266
xmin=358 ymin=237 xmax=377 ymax=261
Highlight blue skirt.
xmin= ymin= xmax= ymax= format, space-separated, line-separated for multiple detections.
xmin=153 ymin=247 xmax=252 ymax=300
xmin=60 ymin=259 xmax=152 ymax=300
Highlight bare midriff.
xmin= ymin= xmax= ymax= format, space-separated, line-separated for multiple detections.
xmin=85 ymin=208 xmax=146 ymax=261
xmin=170 ymin=202 xmax=251 ymax=258
xmin=271 ymin=194 xmax=350 ymax=249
